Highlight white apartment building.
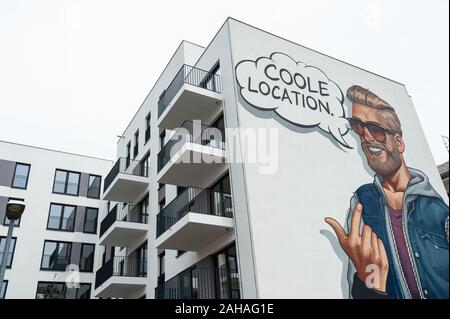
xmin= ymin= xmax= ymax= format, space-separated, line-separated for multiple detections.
xmin=1 ymin=17 xmax=447 ymax=300
xmin=0 ymin=140 xmax=113 ymax=299
xmin=93 ymin=17 xmax=448 ymax=300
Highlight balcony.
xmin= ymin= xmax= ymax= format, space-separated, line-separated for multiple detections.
xmin=157 ymin=65 xmax=222 ymax=130
xmin=156 ymin=267 xmax=240 ymax=299
xmin=155 ymin=187 xmax=234 ymax=251
xmin=157 ymin=121 xmax=227 ymax=188
xmin=98 ymin=204 xmax=148 ymax=247
xmin=94 ymin=256 xmax=147 ymax=298
xmin=103 ymin=158 xmax=149 ymax=202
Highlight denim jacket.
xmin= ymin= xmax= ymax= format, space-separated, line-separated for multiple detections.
xmin=346 ymin=168 xmax=449 ymax=299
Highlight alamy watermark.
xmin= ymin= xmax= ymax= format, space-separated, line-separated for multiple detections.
xmin=165 ymin=120 xmax=279 ymax=175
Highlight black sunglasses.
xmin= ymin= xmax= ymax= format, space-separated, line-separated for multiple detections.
xmin=347 ymin=117 xmax=397 ymax=142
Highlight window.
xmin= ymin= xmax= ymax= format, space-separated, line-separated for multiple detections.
xmin=214 ymin=244 xmax=240 ymax=299
xmin=11 ymin=163 xmax=30 ymax=189
xmin=83 ymin=207 xmax=98 ymax=234
xmin=1 ymin=280 xmax=7 ymax=299
xmin=79 ymin=244 xmax=95 ymax=272
xmin=102 ymin=246 xmax=114 ymax=266
xmin=159 ymin=198 xmax=165 ymax=212
xmin=177 ymin=186 xmax=187 ymax=196
xmin=0 ymin=237 xmax=17 ymax=268
xmin=87 ymin=174 xmax=101 ymax=199
xmin=53 ymin=169 xmax=80 ymax=196
xmin=3 ymin=197 xmax=24 ymax=227
xmin=139 ymin=194 xmax=149 ymax=223
xmin=41 ymin=241 xmax=72 ymax=271
xmin=126 ymin=142 xmax=131 ymax=169
xmin=137 ymin=241 xmax=147 ymax=277
xmin=201 ymin=63 xmax=220 ymax=91
xmin=160 ymin=130 xmax=166 ymax=149
xmin=158 ymin=251 xmax=165 ymax=277
xmin=134 ymin=130 xmax=139 ymax=159
xmin=145 ymin=113 xmax=151 ymax=143
xmin=140 ymin=152 xmax=150 ymax=178
xmin=36 ymin=282 xmax=91 ymax=299
xmin=47 ymin=203 xmax=76 ymax=232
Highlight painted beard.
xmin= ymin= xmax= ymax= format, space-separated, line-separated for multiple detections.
xmin=362 ymin=139 xmax=403 ymax=177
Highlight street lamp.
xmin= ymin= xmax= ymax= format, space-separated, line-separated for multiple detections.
xmin=0 ymin=200 xmax=26 ymax=296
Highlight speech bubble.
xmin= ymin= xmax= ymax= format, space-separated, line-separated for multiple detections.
xmin=235 ymin=52 xmax=352 ymax=149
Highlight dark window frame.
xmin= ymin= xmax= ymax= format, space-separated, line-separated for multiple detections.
xmin=79 ymin=243 xmax=95 ymax=273
xmin=158 ymin=251 xmax=165 ymax=276
xmin=126 ymin=142 xmax=131 ymax=169
xmin=46 ymin=203 xmax=77 ymax=232
xmin=137 ymin=241 xmax=148 ymax=277
xmin=83 ymin=207 xmax=98 ymax=234
xmin=1 ymin=280 xmax=8 ymax=299
xmin=0 ymin=236 xmax=17 ymax=269
xmin=133 ymin=130 xmax=139 ymax=159
xmin=35 ymin=281 xmax=91 ymax=299
xmin=40 ymin=240 xmax=73 ymax=271
xmin=87 ymin=174 xmax=102 ymax=199
xmin=145 ymin=112 xmax=151 ymax=144
xmin=52 ymin=169 xmax=81 ymax=197
xmin=140 ymin=151 xmax=150 ymax=178
xmin=11 ymin=162 xmax=31 ymax=189
xmin=159 ymin=130 xmax=166 ymax=150
xmin=159 ymin=198 xmax=166 ymax=212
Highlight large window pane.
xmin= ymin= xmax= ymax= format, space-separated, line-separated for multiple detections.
xmin=12 ymin=163 xmax=30 ymax=189
xmin=48 ymin=204 xmax=63 ymax=229
xmin=36 ymin=282 xmax=90 ymax=299
xmin=77 ymin=284 xmax=91 ymax=299
xmin=36 ymin=282 xmax=65 ymax=299
xmin=66 ymin=172 xmax=80 ymax=195
xmin=53 ymin=170 xmax=67 ymax=193
xmin=87 ymin=175 xmax=101 ymax=199
xmin=41 ymin=241 xmax=57 ymax=269
xmin=0 ymin=237 xmax=16 ymax=268
xmin=1 ymin=281 xmax=8 ymax=299
xmin=62 ymin=206 xmax=76 ymax=231
xmin=47 ymin=204 xmax=75 ymax=231
xmin=80 ymin=244 xmax=94 ymax=272
xmin=53 ymin=170 xmax=80 ymax=196
xmin=41 ymin=241 xmax=72 ymax=270
xmin=83 ymin=208 xmax=98 ymax=234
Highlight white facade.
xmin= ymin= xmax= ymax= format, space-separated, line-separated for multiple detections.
xmin=0 ymin=140 xmax=112 ymax=299
xmin=94 ymin=18 xmax=447 ymax=300
xmin=2 ymin=18 xmax=447 ymax=299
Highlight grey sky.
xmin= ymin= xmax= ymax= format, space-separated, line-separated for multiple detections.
xmin=0 ymin=0 xmax=448 ymax=164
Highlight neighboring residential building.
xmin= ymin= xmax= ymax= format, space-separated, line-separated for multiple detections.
xmin=0 ymin=140 xmax=113 ymax=299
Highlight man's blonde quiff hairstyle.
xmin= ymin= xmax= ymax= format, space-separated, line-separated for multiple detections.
xmin=347 ymin=85 xmax=403 ymax=137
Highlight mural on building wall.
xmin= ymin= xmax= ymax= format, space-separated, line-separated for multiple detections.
xmin=235 ymin=50 xmax=449 ymax=299
xmin=324 ymin=85 xmax=449 ymax=299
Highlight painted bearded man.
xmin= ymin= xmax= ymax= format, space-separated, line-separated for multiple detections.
xmin=326 ymin=85 xmax=449 ymax=299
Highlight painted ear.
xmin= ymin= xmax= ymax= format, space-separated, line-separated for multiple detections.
xmin=395 ymin=134 xmax=405 ymax=153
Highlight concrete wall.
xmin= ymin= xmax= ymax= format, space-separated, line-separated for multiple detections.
xmin=224 ymin=18 xmax=449 ymax=298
